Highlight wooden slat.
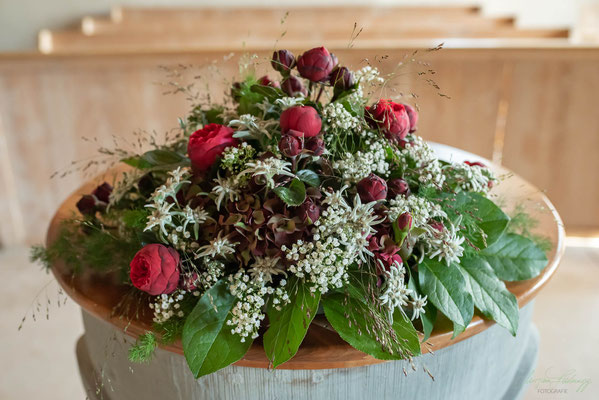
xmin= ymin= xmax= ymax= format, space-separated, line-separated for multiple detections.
xmin=39 ymin=27 xmax=569 ymax=55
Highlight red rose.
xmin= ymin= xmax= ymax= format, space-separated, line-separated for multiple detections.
xmin=297 ymin=47 xmax=335 ymax=82
xmin=258 ymin=75 xmax=280 ymax=89
xmin=329 ymin=66 xmax=354 ymax=90
xmin=366 ymin=100 xmax=410 ymax=140
xmin=281 ymin=75 xmax=307 ymax=97
xmin=403 ymin=104 xmax=419 ymax=133
xmin=271 ymin=50 xmax=296 ymax=75
xmin=280 ymin=106 xmax=322 ymax=138
xmin=357 ymin=173 xmax=388 ymax=203
xmin=130 ymin=244 xmax=180 ymax=296
xmin=188 ymin=123 xmax=238 ymax=172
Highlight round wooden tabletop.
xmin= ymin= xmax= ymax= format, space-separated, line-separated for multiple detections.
xmin=47 ymin=143 xmax=565 ymax=370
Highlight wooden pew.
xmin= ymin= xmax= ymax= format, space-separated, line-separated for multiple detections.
xmin=0 ymin=45 xmax=598 ymax=246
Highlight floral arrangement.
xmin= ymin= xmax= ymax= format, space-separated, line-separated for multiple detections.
xmin=37 ymin=46 xmax=550 ymax=378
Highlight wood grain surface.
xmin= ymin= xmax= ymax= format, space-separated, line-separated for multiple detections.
xmin=46 ymin=147 xmax=565 ymax=370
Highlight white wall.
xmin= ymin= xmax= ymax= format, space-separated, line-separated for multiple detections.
xmin=0 ymin=0 xmax=596 ymax=51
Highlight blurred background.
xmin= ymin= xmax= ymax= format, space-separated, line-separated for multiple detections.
xmin=0 ymin=0 xmax=598 ymax=399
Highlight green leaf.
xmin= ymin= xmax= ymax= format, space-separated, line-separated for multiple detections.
xmin=480 ymin=233 xmax=548 ymax=281
xmin=263 ymin=278 xmax=321 ymax=368
xmin=322 ymin=292 xmax=420 ymax=360
xmin=122 ymin=209 xmax=149 ymax=230
xmin=250 ymin=84 xmax=285 ymax=101
xmin=418 ymin=258 xmax=474 ymax=338
xmin=296 ymin=169 xmax=320 ymax=187
xmin=441 ymin=191 xmax=509 ymax=249
xmin=122 ymin=156 xmax=153 ymax=169
xmin=457 ymin=256 xmax=519 ymax=335
xmin=273 ymin=179 xmax=306 ymax=206
xmin=182 ymin=280 xmax=252 ymax=378
xmin=123 ymin=150 xmax=189 ymax=170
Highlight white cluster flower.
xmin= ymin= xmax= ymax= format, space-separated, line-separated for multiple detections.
xmin=332 ymin=132 xmax=390 ymax=183
xmin=446 ymin=162 xmax=495 ymax=193
xmin=378 ymin=261 xmax=428 ymax=321
xmin=220 ymin=142 xmax=256 ymax=172
xmin=354 ymin=66 xmax=385 ymax=85
xmin=275 ymin=96 xmax=306 ymax=110
xmin=196 ymin=232 xmax=237 ymax=259
xmin=323 ymin=102 xmax=363 ymax=133
xmin=399 ymin=136 xmax=445 ymax=187
xmin=227 ymin=271 xmax=289 ymax=341
xmin=285 ymin=190 xmax=383 ymax=293
xmin=198 ymin=258 xmax=226 ymax=291
xmin=241 ymin=157 xmax=295 ymax=189
xmin=422 ymin=221 xmax=465 ymax=266
xmin=212 ymin=173 xmax=242 ymax=210
xmin=387 ymin=194 xmax=447 ymax=227
xmin=149 ymin=289 xmax=189 ymax=324
xmin=248 ymin=256 xmax=286 ymax=283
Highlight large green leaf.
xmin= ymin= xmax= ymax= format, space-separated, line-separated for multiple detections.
xmin=418 ymin=258 xmax=474 ymax=337
xmin=182 ymin=280 xmax=252 ymax=378
xmin=296 ymin=169 xmax=321 ymax=187
xmin=441 ymin=191 xmax=510 ymax=249
xmin=480 ymin=233 xmax=549 ymax=281
xmin=263 ymin=278 xmax=321 ymax=368
xmin=458 ymin=256 xmax=519 ymax=335
xmin=123 ymin=149 xmax=189 ymax=170
xmin=273 ymin=178 xmax=306 ymax=206
xmin=322 ymin=292 xmax=420 ymax=360
xmin=250 ymin=84 xmax=285 ymax=101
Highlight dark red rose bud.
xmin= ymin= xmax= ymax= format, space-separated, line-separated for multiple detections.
xmin=278 ymin=134 xmax=303 ymax=157
xmin=297 ymin=47 xmax=335 ymax=82
xmin=299 ymin=198 xmax=321 ymax=223
xmin=387 ymin=178 xmax=411 ymax=197
xmin=305 ymin=136 xmax=325 ymax=156
xmin=366 ymin=99 xmax=410 ymax=141
xmin=429 ymin=221 xmax=445 ymax=232
xmin=403 ymin=104 xmax=419 ymax=133
xmin=258 ymin=75 xmax=280 ymax=88
xmin=281 ymin=75 xmax=307 ymax=97
xmin=357 ymin=173 xmax=388 ymax=203
xmin=465 ymin=160 xmax=486 ymax=168
xmin=271 ymin=50 xmax=296 ymax=75
xmin=231 ymin=81 xmax=242 ymax=101
xmin=76 ymin=195 xmax=96 ymax=216
xmin=329 ymin=66 xmax=354 ymax=90
xmin=280 ymin=106 xmax=322 ymax=138
xmin=92 ymin=182 xmax=113 ymax=203
xmin=397 ymin=212 xmax=413 ymax=231
xmin=330 ymin=53 xmax=339 ymax=68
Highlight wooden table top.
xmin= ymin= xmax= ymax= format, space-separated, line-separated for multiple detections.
xmin=47 ymin=144 xmax=565 ymax=370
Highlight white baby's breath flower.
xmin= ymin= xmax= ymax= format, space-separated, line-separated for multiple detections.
xmin=387 ymin=194 xmax=446 ymax=226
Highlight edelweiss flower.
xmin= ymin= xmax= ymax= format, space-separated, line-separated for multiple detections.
xmin=423 ymin=221 xmax=465 ymax=266
xmin=212 ymin=174 xmax=241 ymax=210
xmin=379 ymin=262 xmax=413 ymax=310
xmin=248 ymin=257 xmax=286 ymax=283
xmin=144 ymin=201 xmax=176 ymax=236
xmin=410 ymin=293 xmax=428 ymax=321
xmin=196 ymin=233 xmax=238 ymax=259
xmin=240 ymin=157 xmax=295 ymax=189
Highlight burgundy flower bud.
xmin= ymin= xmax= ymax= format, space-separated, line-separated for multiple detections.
xmin=76 ymin=195 xmax=96 ymax=216
xmin=357 ymin=173 xmax=388 ymax=203
xmin=330 ymin=53 xmax=339 ymax=68
xmin=387 ymin=178 xmax=411 ymax=197
xmin=258 ymin=75 xmax=280 ymax=88
xmin=365 ymin=100 xmax=410 ymax=141
xmin=231 ymin=81 xmax=242 ymax=101
xmin=92 ymin=182 xmax=113 ymax=203
xmin=271 ymin=50 xmax=296 ymax=75
xmin=278 ymin=134 xmax=303 ymax=157
xmin=281 ymin=75 xmax=307 ymax=97
xmin=280 ymin=106 xmax=322 ymax=138
xmin=464 ymin=160 xmax=486 ymax=168
xmin=297 ymin=47 xmax=335 ymax=82
xmin=329 ymin=66 xmax=354 ymax=90
xmin=299 ymin=198 xmax=321 ymax=223
xmin=403 ymin=104 xmax=419 ymax=133
xmin=305 ymin=136 xmax=325 ymax=156
xmin=397 ymin=212 xmax=413 ymax=231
